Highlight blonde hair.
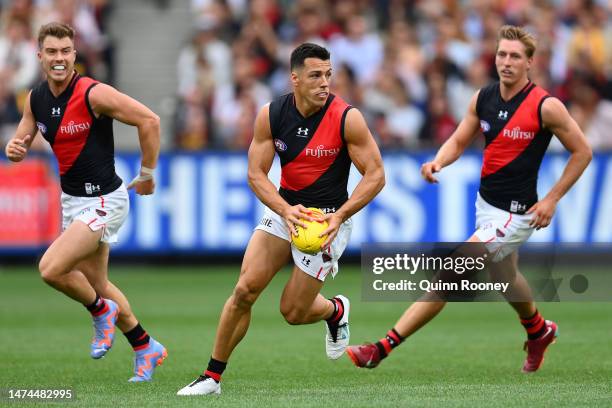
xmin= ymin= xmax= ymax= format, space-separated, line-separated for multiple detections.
xmin=37 ymin=22 xmax=75 ymax=49
xmin=496 ymin=25 xmax=536 ymax=58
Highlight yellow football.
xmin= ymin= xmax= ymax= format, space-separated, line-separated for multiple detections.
xmin=291 ymin=208 xmax=328 ymax=254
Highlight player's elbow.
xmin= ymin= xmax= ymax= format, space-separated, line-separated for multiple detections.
xmin=247 ymin=170 xmax=263 ymax=192
xmin=574 ymin=143 xmax=593 ymax=166
xmin=138 ymin=113 xmax=160 ymax=135
xmin=372 ymin=166 xmax=386 ymax=194
xmin=146 ymin=113 xmax=161 ymax=132
xmin=583 ymin=145 xmax=593 ymax=164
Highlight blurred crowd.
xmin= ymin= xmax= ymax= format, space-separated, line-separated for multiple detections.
xmin=175 ymin=0 xmax=612 ymax=151
xmin=0 ymin=0 xmax=112 ymax=144
xmin=0 ymin=0 xmax=610 ymax=152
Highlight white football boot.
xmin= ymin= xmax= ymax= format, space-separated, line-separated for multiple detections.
xmin=325 ymin=295 xmax=350 ymax=359
xmin=177 ymin=376 xmax=221 ymax=396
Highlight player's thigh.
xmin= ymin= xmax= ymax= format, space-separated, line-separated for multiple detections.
xmin=455 ymin=234 xmax=489 ymax=260
xmin=75 ymin=243 xmax=110 ymax=291
xmin=235 ymin=230 xmax=292 ymax=300
xmin=487 ymin=250 xmax=519 ymax=283
xmin=280 ymin=265 xmax=324 ymax=312
xmin=39 ymin=221 xmax=103 ymax=277
xmin=468 ymin=233 xmax=521 ymax=285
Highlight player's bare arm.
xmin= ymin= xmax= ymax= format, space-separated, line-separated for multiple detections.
xmin=320 ymin=108 xmax=385 ymax=247
xmin=526 ymin=97 xmax=592 ymax=229
xmin=421 ymin=91 xmax=481 ymax=183
xmin=247 ymin=104 xmax=314 ymax=234
xmin=5 ymin=92 xmax=37 ymax=162
xmin=88 ymin=83 xmax=160 ymax=195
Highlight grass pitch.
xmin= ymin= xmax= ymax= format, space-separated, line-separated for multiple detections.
xmin=1 ymin=265 xmax=611 ymax=407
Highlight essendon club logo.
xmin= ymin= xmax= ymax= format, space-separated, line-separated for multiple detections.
xmin=60 ymin=121 xmax=91 ymax=135
xmin=274 ymin=139 xmax=287 ymax=152
xmin=305 ymin=144 xmax=341 ymax=158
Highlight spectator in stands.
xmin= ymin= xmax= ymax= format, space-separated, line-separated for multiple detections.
xmin=364 ymin=66 xmax=423 ymax=148
xmin=568 ymin=75 xmax=612 ymax=151
xmin=328 ymin=13 xmax=383 ymax=85
xmin=419 ymin=90 xmax=457 ymax=147
xmin=567 ymin=6 xmax=608 ymax=78
xmin=0 ymin=16 xmax=38 ymax=98
xmin=0 ymin=16 xmax=38 ymax=143
xmin=212 ymin=53 xmax=271 ymax=148
xmin=175 ymin=0 xmax=612 ymax=152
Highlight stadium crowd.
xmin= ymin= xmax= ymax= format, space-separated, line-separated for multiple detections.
xmin=0 ymin=0 xmax=610 ymax=151
xmin=175 ymin=0 xmax=612 ymax=151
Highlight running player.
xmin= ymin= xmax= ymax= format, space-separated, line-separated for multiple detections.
xmin=4 ymin=22 xmax=167 ymax=382
xmin=346 ymin=25 xmax=592 ymax=372
xmin=177 ymin=43 xmax=385 ymax=395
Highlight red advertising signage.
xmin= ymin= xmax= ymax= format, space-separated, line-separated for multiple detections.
xmin=0 ymin=159 xmax=60 ymax=247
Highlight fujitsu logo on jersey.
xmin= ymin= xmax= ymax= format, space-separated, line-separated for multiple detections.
xmin=305 ymin=144 xmax=341 ymax=158
xmin=503 ymin=127 xmax=535 ymax=140
xmin=60 ymin=120 xmax=91 ymax=135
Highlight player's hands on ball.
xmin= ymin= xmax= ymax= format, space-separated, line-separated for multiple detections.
xmin=527 ymin=197 xmax=557 ymax=230
xmin=5 ymin=135 xmax=32 ymax=162
xmin=320 ymin=212 xmax=342 ymax=250
xmin=283 ymin=204 xmax=315 ymax=236
xmin=421 ymin=161 xmax=441 ymax=183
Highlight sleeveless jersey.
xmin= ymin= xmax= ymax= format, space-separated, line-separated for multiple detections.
xmin=30 ymin=72 xmax=122 ymax=197
xmin=269 ymin=93 xmax=353 ymax=211
xmin=476 ymin=81 xmax=552 ymax=214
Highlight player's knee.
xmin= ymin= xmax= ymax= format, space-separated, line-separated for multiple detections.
xmin=38 ymin=256 xmax=63 ymax=286
xmin=91 ymin=280 xmax=110 ymax=296
xmin=232 ymin=281 xmax=260 ymax=309
xmin=280 ymin=304 xmax=306 ymax=325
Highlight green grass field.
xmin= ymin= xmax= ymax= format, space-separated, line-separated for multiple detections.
xmin=1 ymin=265 xmax=611 ymax=407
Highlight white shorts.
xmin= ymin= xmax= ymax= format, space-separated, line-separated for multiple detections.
xmin=474 ymin=193 xmax=534 ymax=262
xmin=255 ymin=206 xmax=352 ymax=281
xmin=61 ymin=184 xmax=129 ymax=244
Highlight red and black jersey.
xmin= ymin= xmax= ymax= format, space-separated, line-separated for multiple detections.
xmin=476 ymin=81 xmax=552 ymax=214
xmin=269 ymin=93 xmax=353 ymax=211
xmin=30 ymin=72 xmax=121 ymax=196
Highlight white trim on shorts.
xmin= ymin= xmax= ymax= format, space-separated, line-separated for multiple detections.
xmin=255 ymin=206 xmax=352 ymax=281
xmin=61 ymin=183 xmax=129 ymax=244
xmin=474 ymin=193 xmax=534 ymax=262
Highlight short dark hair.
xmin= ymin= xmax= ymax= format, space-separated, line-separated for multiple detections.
xmin=290 ymin=43 xmax=330 ymax=70
xmin=37 ymin=22 xmax=75 ymax=49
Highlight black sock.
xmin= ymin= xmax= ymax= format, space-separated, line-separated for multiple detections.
xmin=124 ymin=323 xmax=150 ymax=350
xmin=86 ymin=295 xmax=107 ymax=316
xmin=374 ymin=328 xmax=405 ymax=358
xmin=203 ymin=357 xmax=227 ymax=383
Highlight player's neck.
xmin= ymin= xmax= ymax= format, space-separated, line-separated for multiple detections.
xmin=47 ymin=71 xmax=76 ymax=97
xmin=294 ymin=93 xmax=323 ymax=118
xmin=499 ymin=77 xmax=530 ymax=101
